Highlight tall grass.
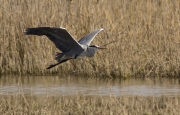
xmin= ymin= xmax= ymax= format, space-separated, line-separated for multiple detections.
xmin=1 ymin=0 xmax=180 ymax=77
xmin=0 ymin=95 xmax=180 ymax=114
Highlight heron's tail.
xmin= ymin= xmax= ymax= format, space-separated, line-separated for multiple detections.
xmin=55 ymin=52 xmax=64 ymax=62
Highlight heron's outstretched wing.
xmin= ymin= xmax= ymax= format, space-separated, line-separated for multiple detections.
xmin=78 ymin=28 xmax=104 ymax=46
xmin=25 ymin=27 xmax=83 ymax=53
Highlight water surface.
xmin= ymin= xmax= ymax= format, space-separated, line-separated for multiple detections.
xmin=0 ymin=76 xmax=180 ymax=96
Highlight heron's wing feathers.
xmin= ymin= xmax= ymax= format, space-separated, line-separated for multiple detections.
xmin=78 ymin=28 xmax=104 ymax=46
xmin=25 ymin=27 xmax=83 ymax=53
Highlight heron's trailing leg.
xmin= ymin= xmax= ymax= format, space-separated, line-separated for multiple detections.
xmin=47 ymin=59 xmax=69 ymax=69
xmin=47 ymin=52 xmax=72 ymax=69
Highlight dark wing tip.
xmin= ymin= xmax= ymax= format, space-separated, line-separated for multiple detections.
xmin=24 ymin=27 xmax=48 ymax=36
xmin=24 ymin=28 xmax=35 ymax=35
xmin=25 ymin=27 xmax=67 ymax=35
xmin=24 ymin=28 xmax=29 ymax=35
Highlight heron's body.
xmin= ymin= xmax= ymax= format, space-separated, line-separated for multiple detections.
xmin=25 ymin=27 xmax=105 ymax=69
xmin=76 ymin=44 xmax=98 ymax=57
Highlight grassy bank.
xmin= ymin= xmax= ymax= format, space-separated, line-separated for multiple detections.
xmin=1 ymin=0 xmax=180 ymax=77
xmin=0 ymin=94 xmax=179 ymax=115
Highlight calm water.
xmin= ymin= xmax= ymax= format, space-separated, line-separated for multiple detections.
xmin=0 ymin=76 xmax=180 ymax=96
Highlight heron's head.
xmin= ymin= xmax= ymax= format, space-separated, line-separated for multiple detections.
xmin=89 ymin=45 xmax=106 ymax=50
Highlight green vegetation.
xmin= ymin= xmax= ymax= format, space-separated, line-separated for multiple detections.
xmin=1 ymin=0 xmax=180 ymax=77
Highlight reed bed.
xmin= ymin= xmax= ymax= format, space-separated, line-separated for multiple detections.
xmin=1 ymin=0 xmax=180 ymax=77
xmin=0 ymin=94 xmax=179 ymax=115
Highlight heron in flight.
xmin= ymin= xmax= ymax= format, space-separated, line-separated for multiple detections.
xmin=25 ymin=27 xmax=106 ymax=69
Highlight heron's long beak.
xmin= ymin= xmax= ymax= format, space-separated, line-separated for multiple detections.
xmin=98 ymin=46 xmax=106 ymax=49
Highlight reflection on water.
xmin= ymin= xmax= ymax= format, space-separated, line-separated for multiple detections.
xmin=0 ymin=76 xmax=180 ymax=96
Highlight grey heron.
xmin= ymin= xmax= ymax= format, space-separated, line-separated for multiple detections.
xmin=25 ymin=27 xmax=106 ymax=69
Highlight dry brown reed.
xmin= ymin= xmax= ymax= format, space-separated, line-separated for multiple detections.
xmin=1 ymin=0 xmax=180 ymax=77
xmin=0 ymin=94 xmax=180 ymax=115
